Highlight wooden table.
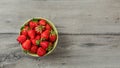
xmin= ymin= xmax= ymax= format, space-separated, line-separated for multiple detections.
xmin=0 ymin=0 xmax=120 ymax=68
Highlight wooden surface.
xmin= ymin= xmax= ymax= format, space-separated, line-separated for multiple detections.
xmin=0 ymin=0 xmax=120 ymax=68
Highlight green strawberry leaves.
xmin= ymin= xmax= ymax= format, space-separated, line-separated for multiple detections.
xmin=47 ymin=46 xmax=53 ymax=51
xmin=50 ymin=30 xmax=56 ymax=35
xmin=36 ymin=40 xmax=40 ymax=45
xmin=20 ymin=26 xmax=24 ymax=30
xmin=35 ymin=25 xmax=45 ymax=33
xmin=32 ymin=18 xmax=39 ymax=22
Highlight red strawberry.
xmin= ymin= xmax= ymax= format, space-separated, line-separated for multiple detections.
xmin=39 ymin=19 xmax=46 ymax=26
xmin=24 ymin=25 xmax=29 ymax=30
xmin=30 ymin=45 xmax=38 ymax=53
xmin=28 ymin=30 xmax=36 ymax=39
xmin=31 ymin=39 xmax=37 ymax=45
xmin=49 ymin=34 xmax=57 ymax=42
xmin=21 ymin=30 xmax=27 ymax=36
xmin=35 ymin=35 xmax=41 ymax=40
xmin=17 ymin=35 xmax=26 ymax=44
xmin=40 ymin=41 xmax=49 ymax=50
xmin=37 ymin=47 xmax=46 ymax=57
xmin=41 ymin=30 xmax=50 ymax=40
xmin=29 ymin=21 xmax=38 ymax=29
xmin=47 ymin=42 xmax=53 ymax=51
xmin=49 ymin=31 xmax=57 ymax=42
xmin=46 ymin=24 xmax=51 ymax=30
xmin=22 ymin=40 xmax=31 ymax=50
xmin=31 ymin=39 xmax=40 ymax=45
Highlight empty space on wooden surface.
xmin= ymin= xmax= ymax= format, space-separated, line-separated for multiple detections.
xmin=0 ymin=0 xmax=120 ymax=34
xmin=0 ymin=34 xmax=120 ymax=68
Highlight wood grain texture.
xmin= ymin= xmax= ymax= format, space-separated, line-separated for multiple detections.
xmin=0 ymin=0 xmax=120 ymax=68
xmin=0 ymin=0 xmax=120 ymax=34
xmin=0 ymin=34 xmax=120 ymax=68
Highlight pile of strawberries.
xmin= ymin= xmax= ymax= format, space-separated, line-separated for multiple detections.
xmin=17 ymin=18 xmax=57 ymax=57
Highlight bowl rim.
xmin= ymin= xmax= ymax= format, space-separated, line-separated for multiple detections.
xmin=20 ymin=17 xmax=58 ymax=57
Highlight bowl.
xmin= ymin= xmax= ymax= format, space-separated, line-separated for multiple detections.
xmin=19 ymin=17 xmax=58 ymax=57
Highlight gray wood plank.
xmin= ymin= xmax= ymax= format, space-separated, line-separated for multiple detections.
xmin=0 ymin=33 xmax=120 ymax=68
xmin=0 ymin=0 xmax=120 ymax=34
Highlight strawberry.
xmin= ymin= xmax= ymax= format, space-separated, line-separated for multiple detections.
xmin=35 ymin=35 xmax=41 ymax=40
xmin=29 ymin=21 xmax=38 ymax=29
xmin=47 ymin=42 xmax=53 ymax=51
xmin=41 ymin=30 xmax=50 ymax=40
xmin=30 ymin=45 xmax=38 ymax=53
xmin=22 ymin=40 xmax=31 ymax=51
xmin=31 ymin=39 xmax=40 ymax=45
xmin=49 ymin=30 xmax=57 ymax=42
xmin=28 ymin=30 xmax=36 ymax=39
xmin=24 ymin=25 xmax=29 ymax=30
xmin=31 ymin=39 xmax=37 ymax=45
xmin=21 ymin=25 xmax=29 ymax=31
xmin=40 ymin=41 xmax=49 ymax=50
xmin=21 ymin=30 xmax=27 ymax=36
xmin=39 ymin=19 xmax=46 ymax=26
xmin=17 ymin=35 xmax=26 ymax=44
xmin=35 ymin=25 xmax=45 ymax=34
xmin=37 ymin=47 xmax=46 ymax=56
xmin=49 ymin=34 xmax=57 ymax=42
xmin=46 ymin=24 xmax=51 ymax=30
